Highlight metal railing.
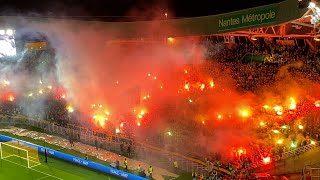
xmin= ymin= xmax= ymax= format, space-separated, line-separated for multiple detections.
xmin=251 ymin=142 xmax=320 ymax=169
xmin=279 ymin=143 xmax=320 ymax=160
xmin=0 ymin=116 xmax=126 ymax=154
xmin=0 ymin=115 xmax=221 ymax=176
xmin=5 ymin=116 xmax=319 ymax=175
xmin=303 ymin=166 xmax=320 ymax=180
xmin=5 ymin=114 xmax=320 ymax=177
xmin=134 ymin=141 xmax=232 ymax=177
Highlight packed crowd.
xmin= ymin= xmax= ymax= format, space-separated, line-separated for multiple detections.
xmin=190 ymin=37 xmax=320 ymax=179
xmin=202 ymin=37 xmax=320 ymax=91
xmin=2 ymin=38 xmax=320 ymax=180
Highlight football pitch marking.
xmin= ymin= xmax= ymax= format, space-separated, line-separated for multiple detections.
xmin=169 ymin=177 xmax=179 ymax=180
xmin=1 ymin=157 xmax=63 ymax=180
xmin=36 ymin=175 xmax=51 ymax=180
xmin=2 ymin=154 xmax=41 ymax=168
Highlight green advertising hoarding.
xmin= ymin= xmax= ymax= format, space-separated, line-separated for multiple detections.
xmin=218 ymin=8 xmax=277 ymax=31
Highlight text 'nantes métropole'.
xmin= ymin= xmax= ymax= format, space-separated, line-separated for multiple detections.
xmin=219 ymin=10 xmax=276 ymax=28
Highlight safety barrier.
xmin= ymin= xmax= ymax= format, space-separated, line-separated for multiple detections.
xmin=0 ymin=134 xmax=147 ymax=180
xmin=251 ymin=141 xmax=320 ymax=168
xmin=0 ymin=115 xmax=232 ymax=176
xmin=4 ymin=114 xmax=320 ymax=175
xmin=65 ymin=122 xmax=230 ymax=176
xmin=134 ymin=142 xmax=232 ymax=176
xmin=0 ymin=116 xmax=127 ymax=154
xmin=66 ymin=123 xmax=133 ymax=145
xmin=279 ymin=142 xmax=319 ymax=160
xmin=302 ymin=166 xmax=320 ymax=180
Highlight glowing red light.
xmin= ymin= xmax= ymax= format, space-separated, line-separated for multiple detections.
xmin=8 ymin=95 xmax=14 ymax=102
xmin=238 ymin=149 xmax=243 ymax=154
xmin=263 ymin=156 xmax=271 ymax=164
xmin=237 ymin=148 xmax=246 ymax=156
xmin=3 ymin=93 xmax=15 ymax=102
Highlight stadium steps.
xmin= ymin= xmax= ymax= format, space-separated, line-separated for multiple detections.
xmin=251 ymin=142 xmax=319 ymax=170
xmin=256 ymin=146 xmax=320 ymax=176
xmin=0 ymin=126 xmax=179 ymax=180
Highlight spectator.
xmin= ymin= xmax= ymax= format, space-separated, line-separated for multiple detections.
xmin=116 ymin=160 xmax=120 ymax=170
xmin=127 ymin=145 xmax=131 ymax=157
xmin=124 ymin=158 xmax=128 ymax=170
xmin=69 ymin=136 xmax=74 ymax=147
xmin=136 ymin=164 xmax=142 ymax=173
xmin=95 ymin=138 xmax=99 ymax=150
xmin=120 ymin=143 xmax=124 ymax=154
xmin=173 ymin=160 xmax=178 ymax=173
xmin=138 ymin=169 xmax=146 ymax=178
xmin=110 ymin=161 xmax=117 ymax=169
xmin=148 ymin=166 xmax=153 ymax=179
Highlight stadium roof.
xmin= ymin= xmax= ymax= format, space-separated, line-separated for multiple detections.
xmin=0 ymin=0 xmax=285 ymax=21
xmin=0 ymin=0 xmax=314 ymax=40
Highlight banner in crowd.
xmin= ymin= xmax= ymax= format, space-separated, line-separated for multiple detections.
xmin=25 ymin=41 xmax=47 ymax=50
xmin=244 ymin=54 xmax=265 ymax=63
xmin=276 ymin=39 xmax=295 ymax=46
xmin=0 ymin=134 xmax=147 ymax=180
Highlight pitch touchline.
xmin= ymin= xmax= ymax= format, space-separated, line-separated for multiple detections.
xmin=1 ymin=158 xmax=63 ymax=180
xmin=36 ymin=175 xmax=50 ymax=180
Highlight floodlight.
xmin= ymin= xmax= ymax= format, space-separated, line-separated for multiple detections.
xmin=0 ymin=30 xmax=4 ymax=35
xmin=250 ymin=36 xmax=257 ymax=41
xmin=314 ymin=36 xmax=320 ymax=41
xmin=6 ymin=29 xmax=13 ymax=36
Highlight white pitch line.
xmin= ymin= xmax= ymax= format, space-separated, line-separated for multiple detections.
xmin=1 ymin=154 xmax=15 ymax=159
xmin=169 ymin=177 xmax=179 ymax=180
xmin=9 ymin=155 xmax=41 ymax=169
xmin=1 ymin=158 xmax=63 ymax=180
xmin=36 ymin=175 xmax=50 ymax=180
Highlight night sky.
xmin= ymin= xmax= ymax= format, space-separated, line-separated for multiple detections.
xmin=0 ymin=0 xmax=285 ymax=21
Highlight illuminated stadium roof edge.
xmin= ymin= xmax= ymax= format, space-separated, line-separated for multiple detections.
xmin=0 ymin=0 xmax=317 ymax=40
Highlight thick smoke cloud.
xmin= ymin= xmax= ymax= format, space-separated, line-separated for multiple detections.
xmin=3 ymin=14 xmax=319 ymax=162
xmin=34 ymin=22 xmax=198 ymax=114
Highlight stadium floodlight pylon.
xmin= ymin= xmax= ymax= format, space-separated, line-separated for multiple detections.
xmin=0 ymin=141 xmax=40 ymax=168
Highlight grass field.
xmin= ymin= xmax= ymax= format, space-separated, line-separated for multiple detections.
xmin=0 ymin=150 xmax=123 ymax=180
xmin=0 ymin=129 xmax=127 ymax=180
xmin=0 ymin=127 xmax=122 ymax=169
xmin=0 ymin=129 xmax=142 ymax=174
xmin=0 ymin=126 xmax=177 ymax=180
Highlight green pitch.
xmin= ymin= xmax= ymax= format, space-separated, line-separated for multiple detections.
xmin=0 ymin=154 xmax=123 ymax=180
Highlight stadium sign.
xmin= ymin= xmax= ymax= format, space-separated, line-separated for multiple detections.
xmin=218 ymin=8 xmax=277 ymax=31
